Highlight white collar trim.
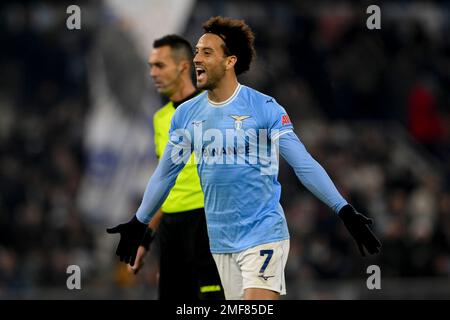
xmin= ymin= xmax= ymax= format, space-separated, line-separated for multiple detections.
xmin=208 ymin=83 xmax=242 ymax=107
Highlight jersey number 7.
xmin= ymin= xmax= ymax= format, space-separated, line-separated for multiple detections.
xmin=259 ymin=249 xmax=274 ymax=274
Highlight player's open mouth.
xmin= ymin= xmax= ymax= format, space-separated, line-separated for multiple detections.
xmin=196 ymin=67 xmax=206 ymax=81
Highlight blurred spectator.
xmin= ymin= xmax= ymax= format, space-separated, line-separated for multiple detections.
xmin=407 ymin=78 xmax=444 ymax=155
xmin=0 ymin=1 xmax=97 ymax=295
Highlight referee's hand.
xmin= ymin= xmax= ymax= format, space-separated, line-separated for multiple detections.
xmin=127 ymin=245 xmax=147 ymax=274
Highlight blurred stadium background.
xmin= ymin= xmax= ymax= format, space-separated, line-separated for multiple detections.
xmin=0 ymin=0 xmax=449 ymax=299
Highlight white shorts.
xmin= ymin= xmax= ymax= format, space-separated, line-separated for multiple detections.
xmin=212 ymin=240 xmax=290 ymax=300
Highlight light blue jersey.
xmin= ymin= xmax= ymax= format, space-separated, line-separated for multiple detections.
xmin=136 ymin=84 xmax=348 ymax=253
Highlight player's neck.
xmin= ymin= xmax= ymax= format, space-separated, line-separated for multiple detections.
xmin=169 ymin=79 xmax=196 ymax=103
xmin=208 ymin=77 xmax=239 ymax=104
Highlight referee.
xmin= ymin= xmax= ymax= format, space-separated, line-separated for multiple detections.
xmin=128 ymin=35 xmax=224 ymax=300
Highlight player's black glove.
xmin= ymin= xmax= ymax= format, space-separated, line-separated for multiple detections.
xmin=106 ymin=215 xmax=148 ymax=266
xmin=141 ymin=227 xmax=155 ymax=251
xmin=338 ymin=204 xmax=382 ymax=256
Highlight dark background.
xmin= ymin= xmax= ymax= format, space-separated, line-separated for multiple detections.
xmin=0 ymin=0 xmax=449 ymax=299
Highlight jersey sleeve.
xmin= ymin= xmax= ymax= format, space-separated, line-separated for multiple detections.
xmin=279 ymin=131 xmax=348 ymax=213
xmin=265 ymin=99 xmax=294 ymax=141
xmin=168 ymin=108 xmax=192 ymax=150
xmin=135 ymin=142 xmax=187 ymax=223
xmin=136 ymin=107 xmax=197 ymax=223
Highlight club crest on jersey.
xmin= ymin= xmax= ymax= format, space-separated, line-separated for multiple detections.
xmin=230 ymin=115 xmax=251 ymax=130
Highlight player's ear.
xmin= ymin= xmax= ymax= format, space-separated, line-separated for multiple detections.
xmin=225 ymin=55 xmax=237 ymax=71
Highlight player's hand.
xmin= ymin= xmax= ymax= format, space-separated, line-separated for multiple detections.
xmin=338 ymin=204 xmax=382 ymax=256
xmin=127 ymin=245 xmax=147 ymax=274
xmin=106 ymin=215 xmax=148 ymax=266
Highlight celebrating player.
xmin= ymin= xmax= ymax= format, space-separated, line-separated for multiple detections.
xmin=107 ymin=17 xmax=381 ymax=300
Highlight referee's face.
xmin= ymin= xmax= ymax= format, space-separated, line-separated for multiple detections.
xmin=148 ymin=46 xmax=183 ymax=97
xmin=194 ymin=33 xmax=227 ymax=90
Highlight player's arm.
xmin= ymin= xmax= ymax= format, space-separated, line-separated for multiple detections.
xmin=128 ymin=112 xmax=172 ymax=273
xmin=107 ymin=140 xmax=191 ymax=266
xmin=278 ymin=131 xmax=347 ymax=212
xmin=278 ymin=131 xmax=381 ymax=256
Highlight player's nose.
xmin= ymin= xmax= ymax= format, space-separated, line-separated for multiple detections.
xmin=193 ymin=53 xmax=202 ymax=65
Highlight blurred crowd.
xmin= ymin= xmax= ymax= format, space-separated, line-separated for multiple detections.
xmin=0 ymin=0 xmax=449 ymax=298
xmin=0 ymin=1 xmax=98 ymax=295
xmin=282 ymin=121 xmax=450 ymax=282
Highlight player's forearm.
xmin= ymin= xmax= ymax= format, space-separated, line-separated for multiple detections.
xmin=135 ymin=168 xmax=175 ymax=224
xmin=136 ymin=143 xmax=186 ymax=223
xmin=279 ymin=132 xmax=347 ymax=213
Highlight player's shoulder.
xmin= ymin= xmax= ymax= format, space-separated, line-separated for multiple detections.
xmin=240 ymin=85 xmax=280 ymax=106
xmin=176 ymin=91 xmax=207 ymax=114
xmin=172 ymin=91 xmax=207 ymax=125
xmin=240 ymin=85 xmax=286 ymax=119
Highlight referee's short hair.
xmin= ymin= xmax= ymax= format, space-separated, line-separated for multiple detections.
xmin=202 ymin=16 xmax=256 ymax=75
xmin=153 ymin=34 xmax=194 ymax=63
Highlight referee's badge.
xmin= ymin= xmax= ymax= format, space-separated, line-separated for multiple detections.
xmin=230 ymin=115 xmax=251 ymax=130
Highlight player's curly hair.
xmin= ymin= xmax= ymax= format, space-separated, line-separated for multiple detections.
xmin=202 ymin=16 xmax=256 ymax=75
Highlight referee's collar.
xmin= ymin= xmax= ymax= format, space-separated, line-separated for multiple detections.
xmin=172 ymin=90 xmax=201 ymax=108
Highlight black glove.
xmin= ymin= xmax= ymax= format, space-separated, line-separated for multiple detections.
xmin=106 ymin=215 xmax=148 ymax=266
xmin=141 ymin=227 xmax=155 ymax=251
xmin=338 ymin=204 xmax=382 ymax=256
